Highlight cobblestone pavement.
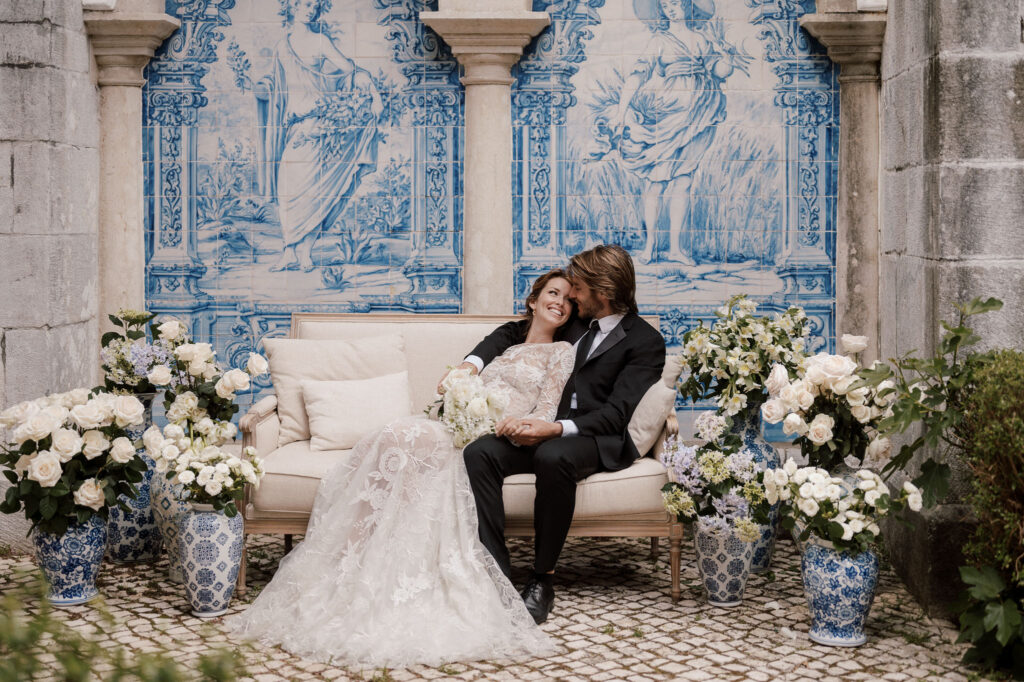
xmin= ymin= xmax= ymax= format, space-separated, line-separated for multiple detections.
xmin=0 ymin=534 xmax=989 ymax=681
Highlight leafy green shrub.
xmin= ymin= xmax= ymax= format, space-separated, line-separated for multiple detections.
xmin=957 ymin=349 xmax=1024 ymax=677
xmin=0 ymin=571 xmax=245 ymax=681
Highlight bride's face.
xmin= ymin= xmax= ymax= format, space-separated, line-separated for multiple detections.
xmin=530 ymin=277 xmax=572 ymax=330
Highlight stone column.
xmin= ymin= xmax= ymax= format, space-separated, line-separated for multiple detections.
xmin=800 ymin=10 xmax=886 ymax=363
xmin=84 ymin=5 xmax=179 ymax=327
xmin=421 ymin=1 xmax=549 ymax=314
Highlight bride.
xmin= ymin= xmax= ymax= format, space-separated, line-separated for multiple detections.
xmin=229 ymin=270 xmax=577 ymax=666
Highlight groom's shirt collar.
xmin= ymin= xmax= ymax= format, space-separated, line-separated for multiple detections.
xmin=590 ymin=313 xmax=625 ymax=338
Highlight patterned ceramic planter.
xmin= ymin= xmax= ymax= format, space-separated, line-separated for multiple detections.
xmin=107 ymin=395 xmax=162 ymax=563
xmin=801 ymin=541 xmax=879 ymax=646
xmin=151 ymin=473 xmax=191 ymax=583
xmin=33 ymin=515 xmax=108 ymax=607
xmin=693 ymin=519 xmax=755 ymax=607
xmin=731 ymin=409 xmax=780 ymax=573
xmin=178 ymin=503 xmax=244 ymax=618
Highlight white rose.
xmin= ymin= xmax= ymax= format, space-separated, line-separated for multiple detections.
xmin=174 ymin=392 xmax=199 ymax=412
xmin=817 ymin=354 xmax=860 ymax=388
xmin=764 ymin=364 xmax=789 ymax=397
xmin=449 ymin=381 xmax=473 ymax=404
xmin=204 ymin=480 xmax=223 ymax=496
xmin=845 ymin=387 xmax=869 ymax=407
xmin=840 ymin=523 xmax=854 ymax=541
xmin=783 ymin=459 xmax=799 ymax=476
xmin=217 ymin=421 xmax=237 ymax=443
xmin=806 ymin=414 xmax=834 ymax=446
xmin=112 ymin=395 xmax=146 ymax=427
xmin=831 ymin=375 xmax=856 ymax=396
xmin=158 ymin=319 xmax=184 ymax=341
xmin=14 ymin=412 xmax=62 ymax=444
xmin=782 ymin=413 xmax=808 ymax=437
xmin=760 ymin=398 xmax=786 ymax=424
xmin=174 ymin=342 xmax=196 ymax=362
xmin=865 ymin=437 xmax=892 ymax=465
xmin=850 ymin=404 xmax=872 ymax=423
xmin=73 ymin=478 xmax=106 ymax=511
xmin=902 ymin=480 xmax=920 ymax=496
xmin=849 ymin=518 xmax=865 ymax=533
xmin=867 ymin=522 xmax=881 ymax=536
xmin=908 ymin=493 xmax=923 ymax=512
xmin=81 ymin=430 xmax=111 ymax=460
xmin=858 ymin=478 xmax=876 ymax=491
xmin=875 ymin=379 xmax=897 ymax=407
xmin=195 ymin=417 xmax=215 ymax=435
xmin=27 ymin=451 xmax=62 ymax=487
xmin=214 ymin=376 xmax=236 ymax=400
xmin=142 ymin=425 xmax=164 ymax=454
xmin=70 ymin=402 xmax=107 ymax=430
xmin=223 ymin=368 xmax=251 ymax=392
xmin=50 ymin=428 xmax=84 ymax=462
xmin=796 ymin=388 xmax=815 ymax=411
xmin=196 ymin=466 xmax=215 ymax=486
xmin=177 ymin=470 xmax=196 ymax=485
xmin=163 ymin=423 xmax=186 ymax=441
xmin=797 ymin=497 xmax=820 ymax=517
xmin=804 ymin=363 xmax=827 ymax=387
xmin=147 ymin=365 xmax=173 ymax=386
xmin=864 ymin=489 xmax=882 ymax=506
xmin=239 ymin=460 xmax=257 ymax=484
xmin=67 ymin=388 xmax=92 ymax=406
xmin=109 ymin=437 xmax=136 ymax=464
xmin=841 ymin=334 xmax=869 ymax=354
xmin=0 ymin=400 xmax=39 ymax=428
xmin=14 ymin=454 xmax=34 ymax=476
xmin=160 ymin=443 xmax=181 ymax=463
xmin=246 ymin=353 xmax=269 ymax=376
xmin=778 ymin=383 xmax=801 ymax=411
xmin=465 ymin=396 xmax=489 ymax=420
xmin=798 ymin=482 xmax=815 ymax=500
xmin=188 ymin=360 xmax=209 ymax=378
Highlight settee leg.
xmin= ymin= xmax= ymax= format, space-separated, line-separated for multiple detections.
xmin=284 ymin=534 xmax=293 ymax=554
xmin=236 ymin=539 xmax=247 ymax=597
xmin=650 ymin=537 xmax=660 ymax=561
xmin=669 ymin=525 xmax=683 ymax=602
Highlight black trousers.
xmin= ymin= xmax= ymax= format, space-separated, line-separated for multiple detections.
xmin=463 ymin=433 xmax=602 ymax=577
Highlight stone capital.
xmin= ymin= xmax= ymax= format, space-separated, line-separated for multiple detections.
xmin=84 ymin=12 xmax=180 ymax=87
xmin=799 ymin=12 xmax=886 ymax=71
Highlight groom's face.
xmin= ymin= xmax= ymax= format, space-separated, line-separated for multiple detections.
xmin=569 ymin=279 xmax=606 ymax=319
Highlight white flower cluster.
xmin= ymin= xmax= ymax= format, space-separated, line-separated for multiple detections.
xmin=680 ymin=296 xmax=810 ymax=416
xmin=0 ymin=389 xmax=145 ymax=511
xmin=435 ymin=369 xmax=509 ymax=448
xmin=693 ymin=412 xmax=727 ymax=442
xmin=144 ymin=424 xmax=264 ymax=503
xmin=759 ymin=339 xmax=897 ymax=466
xmin=765 ymin=459 xmax=923 ymax=548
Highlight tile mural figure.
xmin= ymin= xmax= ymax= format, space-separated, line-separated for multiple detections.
xmin=592 ymin=0 xmax=750 ymax=266
xmin=257 ymin=0 xmax=383 ymax=273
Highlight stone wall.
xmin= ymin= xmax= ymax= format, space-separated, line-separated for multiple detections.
xmin=0 ymin=1 xmax=101 ymax=550
xmin=880 ymin=0 xmax=1024 ymax=616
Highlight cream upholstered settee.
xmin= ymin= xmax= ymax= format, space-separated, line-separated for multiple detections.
xmin=237 ymin=313 xmax=685 ymax=599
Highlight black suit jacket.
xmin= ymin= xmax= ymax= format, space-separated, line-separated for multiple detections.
xmin=468 ymin=312 xmax=666 ymax=471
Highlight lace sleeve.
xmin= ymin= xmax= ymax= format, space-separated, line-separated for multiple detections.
xmin=525 ymin=342 xmax=575 ymax=422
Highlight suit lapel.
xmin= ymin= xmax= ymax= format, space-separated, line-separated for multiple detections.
xmin=582 ymin=313 xmax=634 ymax=365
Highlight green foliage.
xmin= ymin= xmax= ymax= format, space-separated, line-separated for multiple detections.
xmin=856 ymin=297 xmax=1004 ymax=503
xmin=0 ymin=571 xmax=246 ymax=681
xmin=955 ymin=349 xmax=1024 ymax=677
xmin=100 ymin=309 xmax=161 ymax=394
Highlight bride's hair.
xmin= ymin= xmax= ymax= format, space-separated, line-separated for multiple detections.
xmin=523 ymin=269 xmax=571 ymax=327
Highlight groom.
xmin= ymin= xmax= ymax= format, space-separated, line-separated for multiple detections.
xmin=459 ymin=244 xmax=665 ymax=624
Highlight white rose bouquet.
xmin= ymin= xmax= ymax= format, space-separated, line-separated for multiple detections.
xmin=426 ymin=368 xmax=509 ymax=448
xmin=658 ymin=435 xmax=771 ymax=542
xmin=678 ymin=295 xmax=811 ymax=416
xmin=0 ymin=389 xmax=148 ymax=535
xmin=143 ymin=424 xmax=264 ymax=516
xmin=767 ymin=459 xmax=923 ymax=554
xmin=100 ymin=309 xmax=178 ymax=395
xmin=759 ymin=334 xmax=896 ymax=471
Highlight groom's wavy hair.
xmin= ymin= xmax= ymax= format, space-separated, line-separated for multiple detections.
xmin=523 ymin=269 xmax=571 ymax=328
xmin=567 ymin=244 xmax=639 ymax=315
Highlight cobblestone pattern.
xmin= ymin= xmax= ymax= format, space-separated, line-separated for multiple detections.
xmin=0 ymin=534 xmax=989 ymax=681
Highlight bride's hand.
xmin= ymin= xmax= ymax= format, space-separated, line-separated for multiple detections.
xmin=436 ymin=361 xmax=478 ymax=394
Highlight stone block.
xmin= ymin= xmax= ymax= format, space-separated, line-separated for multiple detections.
xmin=51 ymin=145 xmax=99 ymax=234
xmin=935 ymin=54 xmax=1024 ymax=162
xmin=879 ymin=168 xmax=907 ymax=255
xmin=51 ymin=26 xmax=92 ymax=75
xmin=936 ymin=260 xmax=1024 ymax=351
xmin=58 ymin=70 xmax=100 ymax=148
xmin=3 ymin=328 xmax=53 ymax=402
xmin=881 ymin=0 xmax=934 ymax=76
xmin=934 ymin=0 xmax=1023 ymax=52
xmin=884 ymin=502 xmax=976 ymax=618
xmin=893 ymin=256 xmax=938 ymax=357
xmin=0 ymin=234 xmax=49 ymax=328
xmin=881 ymin=62 xmax=927 ymax=170
xmin=936 ymin=164 xmax=1024 ymax=260
xmin=0 ymin=21 xmax=54 ymax=67
xmin=43 ymin=0 xmax=85 ymax=29
xmin=0 ymin=67 xmax=57 ymax=141
xmin=0 ymin=0 xmax=45 ymax=23
xmin=10 ymin=142 xmax=52 ymax=234
xmin=48 ymin=321 xmax=99 ymax=391
xmin=878 ymin=254 xmax=900 ymax=356
xmin=46 ymin=234 xmax=98 ymax=326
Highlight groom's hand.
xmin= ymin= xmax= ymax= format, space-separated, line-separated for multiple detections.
xmin=436 ymin=361 xmax=478 ymax=394
xmin=497 ymin=418 xmax=562 ymax=447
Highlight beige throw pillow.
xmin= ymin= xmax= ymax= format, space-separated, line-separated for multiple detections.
xmin=302 ymin=372 xmax=413 ymax=451
xmin=264 ymin=335 xmax=406 ymax=447
xmin=628 ymin=382 xmax=678 ymax=457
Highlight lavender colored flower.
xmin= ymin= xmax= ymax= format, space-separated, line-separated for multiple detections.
xmin=712 ymin=488 xmax=750 ymax=520
xmin=726 ymin=448 xmax=757 ymax=482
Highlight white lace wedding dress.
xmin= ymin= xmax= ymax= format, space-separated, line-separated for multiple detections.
xmin=229 ymin=341 xmax=575 ymax=667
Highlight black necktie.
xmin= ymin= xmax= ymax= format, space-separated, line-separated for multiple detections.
xmin=574 ymin=319 xmax=601 ymax=369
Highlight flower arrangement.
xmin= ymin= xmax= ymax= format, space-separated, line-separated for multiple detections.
xmin=678 ymin=295 xmax=811 ymax=416
xmin=659 ymin=434 xmax=770 ymax=542
xmin=766 ymin=459 xmax=923 ymax=554
xmin=143 ymin=424 xmax=263 ymax=517
xmin=427 ymin=368 xmax=509 ymax=448
xmin=759 ymin=334 xmax=896 ymax=472
xmin=100 ymin=309 xmax=177 ymax=395
xmin=0 ymin=390 xmax=148 ymax=535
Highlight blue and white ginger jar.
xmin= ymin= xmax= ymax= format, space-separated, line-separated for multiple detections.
xmin=693 ymin=518 xmax=754 ymax=607
xmin=107 ymin=396 xmax=162 ymax=563
xmin=33 ymin=514 xmax=108 ymax=606
xmin=801 ymin=541 xmax=880 ymax=647
xmin=151 ymin=473 xmax=191 ymax=583
xmin=732 ymin=409 xmax=780 ymax=573
xmin=178 ymin=503 xmax=244 ymax=618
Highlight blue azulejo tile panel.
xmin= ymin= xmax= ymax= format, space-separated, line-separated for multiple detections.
xmin=143 ymin=0 xmax=464 ymax=411
xmin=513 ymin=0 xmax=838 ymax=417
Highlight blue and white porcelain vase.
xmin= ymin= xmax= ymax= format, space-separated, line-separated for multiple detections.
xmin=151 ymin=473 xmax=191 ymax=583
xmin=801 ymin=540 xmax=880 ymax=646
xmin=693 ymin=518 xmax=755 ymax=607
xmin=731 ymin=409 xmax=780 ymax=572
xmin=107 ymin=394 xmax=162 ymax=563
xmin=33 ymin=515 xmax=108 ymax=607
xmin=178 ymin=503 xmax=244 ymax=618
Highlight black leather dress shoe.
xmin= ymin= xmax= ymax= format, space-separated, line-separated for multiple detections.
xmin=520 ymin=577 xmax=555 ymax=624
